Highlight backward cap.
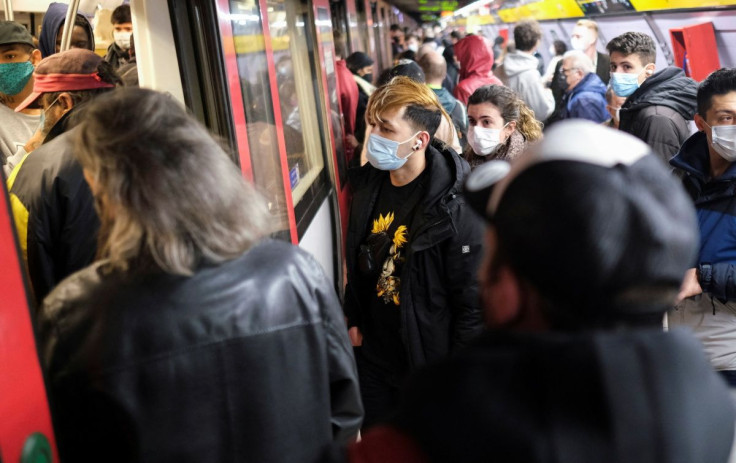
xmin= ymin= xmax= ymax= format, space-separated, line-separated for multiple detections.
xmin=0 ymin=21 xmax=35 ymax=48
xmin=465 ymin=120 xmax=698 ymax=320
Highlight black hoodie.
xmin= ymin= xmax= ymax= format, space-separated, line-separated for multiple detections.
xmin=619 ymin=66 xmax=697 ymax=166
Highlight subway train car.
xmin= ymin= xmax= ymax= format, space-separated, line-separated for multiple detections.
xmin=0 ymin=0 xmax=734 ymax=461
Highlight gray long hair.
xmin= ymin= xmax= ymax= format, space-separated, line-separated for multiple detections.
xmin=74 ymin=88 xmax=270 ymax=275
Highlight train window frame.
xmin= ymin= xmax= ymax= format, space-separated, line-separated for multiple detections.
xmin=266 ymin=0 xmax=332 ymax=239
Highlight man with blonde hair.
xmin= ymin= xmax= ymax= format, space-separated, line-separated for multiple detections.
xmin=559 ymin=50 xmax=608 ymax=123
xmin=344 ymin=76 xmax=484 ymax=430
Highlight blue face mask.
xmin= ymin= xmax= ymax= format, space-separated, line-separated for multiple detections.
xmin=0 ymin=61 xmax=34 ymax=96
xmin=366 ymin=131 xmax=421 ymax=171
xmin=610 ymin=67 xmax=649 ymax=98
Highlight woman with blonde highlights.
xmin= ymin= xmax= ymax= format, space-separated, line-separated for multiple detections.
xmin=464 ymin=84 xmax=542 ymax=169
xmin=37 ymin=88 xmax=362 ymax=462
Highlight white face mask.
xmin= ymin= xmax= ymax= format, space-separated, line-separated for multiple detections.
xmin=570 ymin=36 xmax=589 ymax=52
xmin=705 ymin=122 xmax=736 ymax=162
xmin=468 ymin=124 xmax=509 ymax=156
xmin=114 ymin=30 xmax=132 ymax=51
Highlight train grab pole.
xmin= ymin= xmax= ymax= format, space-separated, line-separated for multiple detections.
xmin=60 ymin=0 xmax=82 ymax=52
xmin=3 ymin=0 xmax=13 ymax=21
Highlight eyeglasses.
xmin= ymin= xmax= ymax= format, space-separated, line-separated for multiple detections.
xmin=561 ymin=67 xmax=579 ymax=75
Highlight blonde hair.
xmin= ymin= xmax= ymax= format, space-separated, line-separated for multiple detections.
xmin=75 ymin=88 xmax=270 ymax=276
xmin=575 ymin=19 xmax=599 ymax=37
xmin=366 ymin=75 xmax=452 ymax=139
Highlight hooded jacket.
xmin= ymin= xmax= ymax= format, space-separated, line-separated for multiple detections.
xmin=495 ymin=51 xmax=554 ymax=122
xmin=561 ymin=72 xmax=609 ymax=123
xmin=39 ymin=3 xmax=95 ymax=58
xmin=669 ymin=131 xmax=736 ymax=370
xmin=7 ymin=108 xmax=98 ymax=306
xmin=38 ymin=239 xmax=363 ymax=462
xmin=342 ymin=328 xmax=736 ymax=463
xmin=344 ymin=140 xmax=485 ymax=369
xmin=619 ymin=67 xmax=697 ymax=166
xmin=104 ymin=42 xmax=131 ymax=71
xmin=453 ymin=35 xmax=502 ymax=106
xmin=431 ymin=86 xmax=467 ymax=148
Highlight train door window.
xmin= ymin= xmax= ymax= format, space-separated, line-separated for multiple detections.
xmin=226 ymin=0 xmax=291 ymax=239
xmin=267 ymin=0 xmax=331 ymax=236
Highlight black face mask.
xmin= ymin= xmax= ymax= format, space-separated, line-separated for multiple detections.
xmin=362 ymin=73 xmax=373 ymax=84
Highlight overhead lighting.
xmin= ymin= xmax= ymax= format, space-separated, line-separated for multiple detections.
xmin=453 ymin=0 xmax=493 ymax=17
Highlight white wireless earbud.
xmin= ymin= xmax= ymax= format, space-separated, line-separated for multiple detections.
xmin=413 ymin=141 xmax=421 ymax=150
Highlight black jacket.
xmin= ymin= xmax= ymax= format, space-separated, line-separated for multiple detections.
xmin=104 ymin=42 xmax=131 ymax=71
xmin=344 ymin=142 xmax=485 ymax=368
xmin=39 ymin=239 xmax=363 ymax=463
xmin=8 ymin=110 xmax=98 ymax=306
xmin=389 ymin=328 xmax=736 ymax=462
xmin=619 ymin=67 xmax=697 ymax=166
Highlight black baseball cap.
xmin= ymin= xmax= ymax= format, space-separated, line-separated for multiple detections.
xmin=0 ymin=21 xmax=35 ymax=48
xmin=464 ymin=120 xmax=698 ymax=322
xmin=345 ymin=52 xmax=374 ymax=73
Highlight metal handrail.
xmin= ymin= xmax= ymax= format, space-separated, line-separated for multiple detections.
xmin=60 ymin=0 xmax=82 ymax=52
xmin=3 ymin=0 xmax=13 ymax=21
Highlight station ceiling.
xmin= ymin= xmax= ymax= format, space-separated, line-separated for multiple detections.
xmin=388 ymin=0 xmax=475 ymax=22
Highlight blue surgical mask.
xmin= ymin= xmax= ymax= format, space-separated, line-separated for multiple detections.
xmin=366 ymin=131 xmax=421 ymax=171
xmin=610 ymin=67 xmax=649 ymax=97
xmin=0 ymin=61 xmax=34 ymax=96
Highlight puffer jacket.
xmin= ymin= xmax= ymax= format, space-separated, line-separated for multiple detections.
xmin=453 ymin=35 xmax=503 ymax=106
xmin=344 ymin=140 xmax=485 ymax=369
xmin=670 ymin=131 xmax=736 ymax=370
xmin=38 ymin=239 xmax=363 ymax=463
xmin=619 ymin=67 xmax=697 ymax=166
xmin=7 ymin=109 xmax=98 ymax=307
xmin=561 ymin=72 xmax=609 ymax=123
xmin=495 ymin=51 xmax=554 ymax=122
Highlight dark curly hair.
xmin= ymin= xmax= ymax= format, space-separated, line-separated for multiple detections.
xmin=513 ymin=20 xmax=542 ymax=52
xmin=606 ymin=32 xmax=656 ymax=67
xmin=697 ymin=67 xmax=736 ymax=116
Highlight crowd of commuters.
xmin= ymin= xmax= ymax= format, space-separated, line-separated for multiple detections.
xmin=2 ymin=6 xmax=736 ymax=463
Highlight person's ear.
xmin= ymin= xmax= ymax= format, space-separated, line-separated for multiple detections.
xmin=413 ymin=131 xmax=430 ymax=151
xmin=503 ymin=121 xmax=517 ymax=140
xmin=30 ymin=48 xmax=42 ymax=66
xmin=58 ymin=92 xmax=74 ymax=112
xmin=694 ymin=113 xmax=707 ymax=133
xmin=644 ymin=63 xmax=655 ymax=76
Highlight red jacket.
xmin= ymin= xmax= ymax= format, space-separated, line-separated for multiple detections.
xmin=453 ymin=35 xmax=503 ymax=105
xmin=336 ymin=59 xmax=359 ymax=136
